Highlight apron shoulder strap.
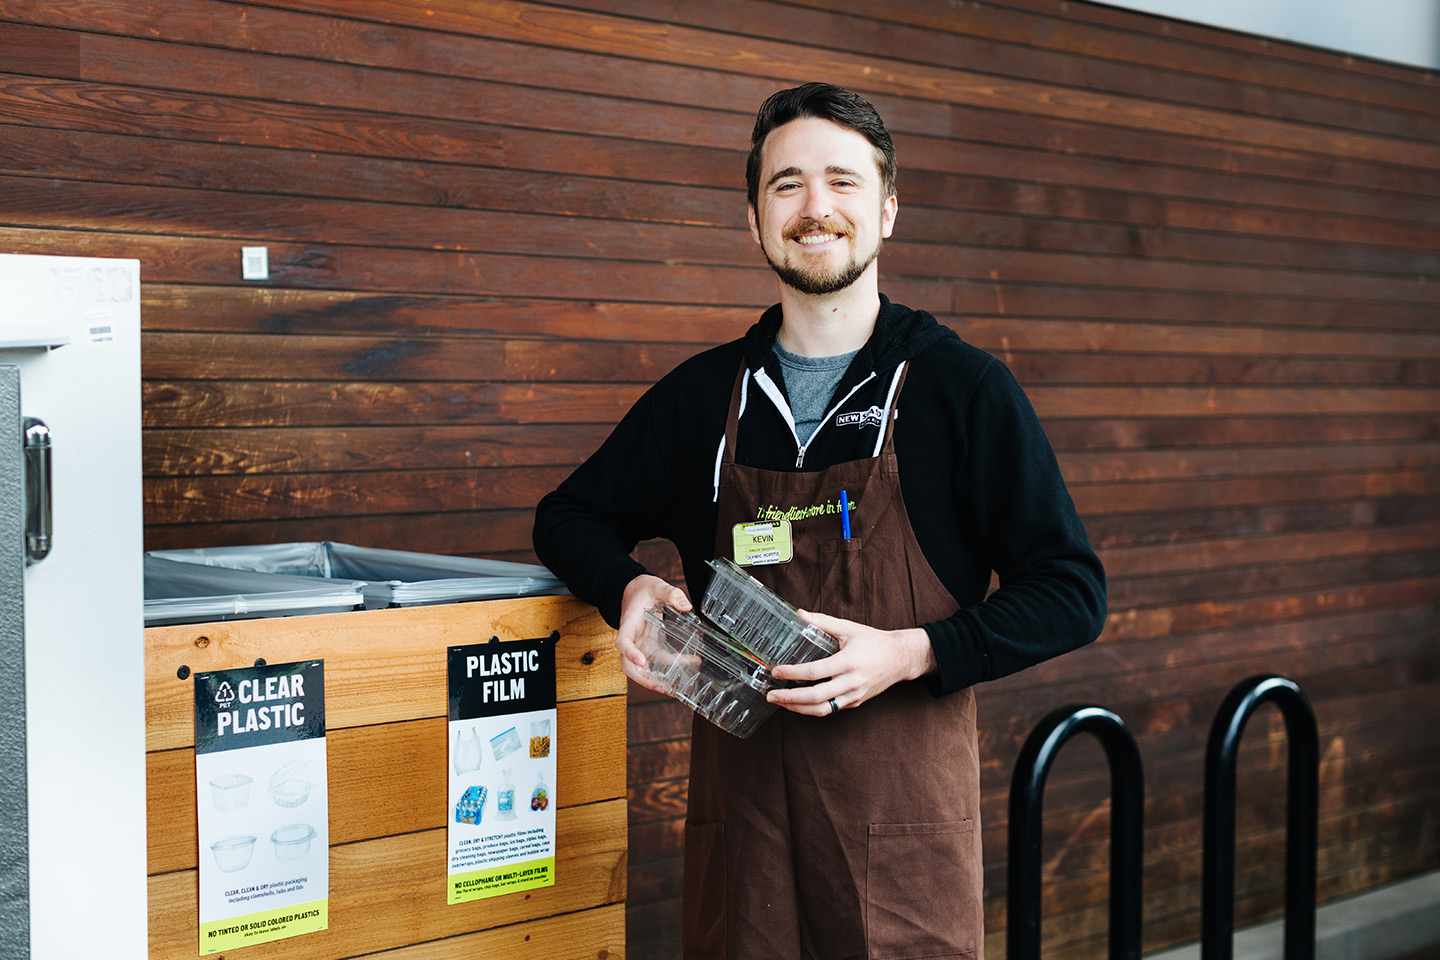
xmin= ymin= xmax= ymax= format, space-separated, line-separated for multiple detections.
xmin=712 ymin=363 xmax=748 ymax=501
xmin=721 ymin=363 xmax=748 ymax=466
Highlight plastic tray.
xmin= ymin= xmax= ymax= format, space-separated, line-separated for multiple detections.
xmin=147 ymin=541 xmax=568 ymax=609
xmin=637 ymin=603 xmax=778 ymax=739
xmin=701 ymin=558 xmax=839 ymax=666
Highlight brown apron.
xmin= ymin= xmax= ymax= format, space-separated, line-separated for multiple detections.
xmin=683 ymin=363 xmax=984 ymax=960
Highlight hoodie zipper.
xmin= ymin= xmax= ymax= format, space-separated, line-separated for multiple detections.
xmin=791 ymin=373 xmax=876 ymax=469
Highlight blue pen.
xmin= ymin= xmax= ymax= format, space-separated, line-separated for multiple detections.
xmin=840 ymin=490 xmax=851 ymax=539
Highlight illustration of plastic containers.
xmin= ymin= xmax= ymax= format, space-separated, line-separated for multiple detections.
xmin=269 ymin=759 xmax=313 ymax=808
xmin=701 ymin=558 xmax=839 ymax=675
xmin=210 ymin=834 xmax=257 ymax=872
xmin=270 ymin=823 xmax=316 ymax=861
xmin=208 ymin=773 xmax=253 ymax=812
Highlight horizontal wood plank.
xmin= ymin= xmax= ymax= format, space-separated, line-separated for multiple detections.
xmin=142 ymin=467 xmax=571 ymax=523
xmin=145 ymin=597 xmax=622 ymax=750
xmin=362 ymin=903 xmax=622 ymax=955
xmin=365 ymin=903 xmax=624 ymax=960
xmin=144 ymin=424 xmax=614 ymax=476
xmin=141 ymin=380 xmax=648 ymax=428
xmin=137 ymin=284 xmax=756 ymax=341
xmin=142 ymin=509 xmax=542 ymax=559
xmin=147 ymin=799 xmax=627 ymax=959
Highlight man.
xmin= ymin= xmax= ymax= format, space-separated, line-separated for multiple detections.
xmin=534 ymin=82 xmax=1105 ymax=960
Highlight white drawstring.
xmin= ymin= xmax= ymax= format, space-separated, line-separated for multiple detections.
xmin=873 ymin=362 xmax=905 ymax=458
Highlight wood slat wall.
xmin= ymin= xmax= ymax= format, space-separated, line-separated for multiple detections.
xmin=1 ymin=1 xmax=1435 ymax=958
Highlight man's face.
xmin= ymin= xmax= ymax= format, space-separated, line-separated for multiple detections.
xmin=748 ymin=116 xmax=897 ymax=297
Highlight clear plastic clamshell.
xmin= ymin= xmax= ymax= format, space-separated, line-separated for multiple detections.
xmin=637 ymin=564 xmax=841 ymax=738
xmin=637 ymin=603 xmax=779 ymax=739
xmin=701 ymin=558 xmax=839 ymax=669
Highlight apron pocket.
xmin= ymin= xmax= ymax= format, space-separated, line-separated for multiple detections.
xmin=816 ymin=537 xmax=869 ymax=626
xmin=866 ymin=819 xmax=980 ymax=960
xmin=683 ymin=820 xmax=727 ymax=958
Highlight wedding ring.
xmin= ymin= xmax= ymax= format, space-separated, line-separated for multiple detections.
xmin=828 ymin=698 xmax=839 ymax=716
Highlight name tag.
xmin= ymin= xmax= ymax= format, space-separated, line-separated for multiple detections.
xmin=731 ymin=520 xmax=793 ymax=566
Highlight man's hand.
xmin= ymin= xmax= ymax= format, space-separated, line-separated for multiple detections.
xmin=766 ymin=609 xmax=937 ymax=717
xmin=615 ymin=574 xmax=692 ymax=693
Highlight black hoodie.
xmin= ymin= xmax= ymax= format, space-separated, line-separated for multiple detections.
xmin=533 ymin=296 xmax=1106 ymax=695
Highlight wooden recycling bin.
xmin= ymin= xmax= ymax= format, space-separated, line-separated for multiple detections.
xmin=144 ymin=595 xmax=626 ymax=958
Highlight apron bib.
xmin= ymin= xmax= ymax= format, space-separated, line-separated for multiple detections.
xmin=683 ymin=363 xmax=984 ymax=960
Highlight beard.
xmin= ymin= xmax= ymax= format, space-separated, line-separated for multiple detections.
xmin=761 ymin=223 xmax=883 ymax=296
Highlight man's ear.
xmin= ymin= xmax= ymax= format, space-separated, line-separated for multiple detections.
xmin=748 ymin=204 xmax=762 ymax=246
xmin=881 ymin=194 xmax=898 ymax=239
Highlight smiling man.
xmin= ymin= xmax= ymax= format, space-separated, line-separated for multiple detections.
xmin=534 ymin=83 xmax=1106 ymax=960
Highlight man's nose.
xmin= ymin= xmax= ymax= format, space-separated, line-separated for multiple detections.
xmin=799 ymin=185 xmax=834 ymax=222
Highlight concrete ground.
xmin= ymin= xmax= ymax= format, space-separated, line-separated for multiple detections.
xmin=1147 ymin=871 xmax=1440 ymax=960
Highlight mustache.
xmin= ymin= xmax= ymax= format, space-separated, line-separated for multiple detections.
xmin=783 ymin=219 xmax=852 ymax=241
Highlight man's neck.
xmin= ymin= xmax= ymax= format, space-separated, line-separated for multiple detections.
xmin=774 ymin=271 xmax=882 ymax=358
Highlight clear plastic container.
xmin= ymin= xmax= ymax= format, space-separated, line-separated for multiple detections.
xmin=270 ymin=823 xmax=316 ymax=861
xmin=210 ymin=834 xmax=256 ymax=872
xmin=701 ymin=558 xmax=839 ymax=668
xmin=636 ymin=603 xmax=779 ymax=739
xmin=269 ymin=758 xmax=313 ymax=808
xmin=208 ymin=773 xmax=253 ymax=813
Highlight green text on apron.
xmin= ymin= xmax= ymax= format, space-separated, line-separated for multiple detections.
xmin=683 ymin=362 xmax=984 ymax=960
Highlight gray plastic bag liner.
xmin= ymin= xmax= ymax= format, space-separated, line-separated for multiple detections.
xmin=144 ymin=555 xmax=365 ymax=626
xmin=145 ymin=541 xmax=569 ymax=609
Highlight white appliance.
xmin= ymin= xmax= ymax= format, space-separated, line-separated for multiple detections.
xmin=0 ymin=253 xmax=146 ymax=958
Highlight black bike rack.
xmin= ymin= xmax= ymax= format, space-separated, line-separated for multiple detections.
xmin=1008 ymin=705 xmax=1145 ymax=960
xmin=1202 ymin=675 xmax=1319 ymax=960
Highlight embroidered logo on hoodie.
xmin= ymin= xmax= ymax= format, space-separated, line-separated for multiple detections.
xmin=835 ymin=405 xmax=884 ymax=429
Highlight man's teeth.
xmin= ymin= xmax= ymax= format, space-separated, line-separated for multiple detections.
xmin=795 ymin=233 xmax=839 ymax=245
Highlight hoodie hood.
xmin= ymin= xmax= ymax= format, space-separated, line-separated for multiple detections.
xmin=741 ymin=294 xmax=959 ymax=396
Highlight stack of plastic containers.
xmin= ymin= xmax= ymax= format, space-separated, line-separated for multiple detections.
xmin=635 ymin=558 xmax=838 ymax=738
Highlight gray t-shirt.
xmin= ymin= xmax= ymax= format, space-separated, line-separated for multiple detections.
xmin=773 ymin=340 xmax=860 ymax=444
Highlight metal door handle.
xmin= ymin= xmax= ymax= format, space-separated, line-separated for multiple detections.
xmin=23 ymin=416 xmax=51 ymax=564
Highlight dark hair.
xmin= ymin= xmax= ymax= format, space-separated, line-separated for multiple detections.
xmin=746 ymin=82 xmax=897 ymax=209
